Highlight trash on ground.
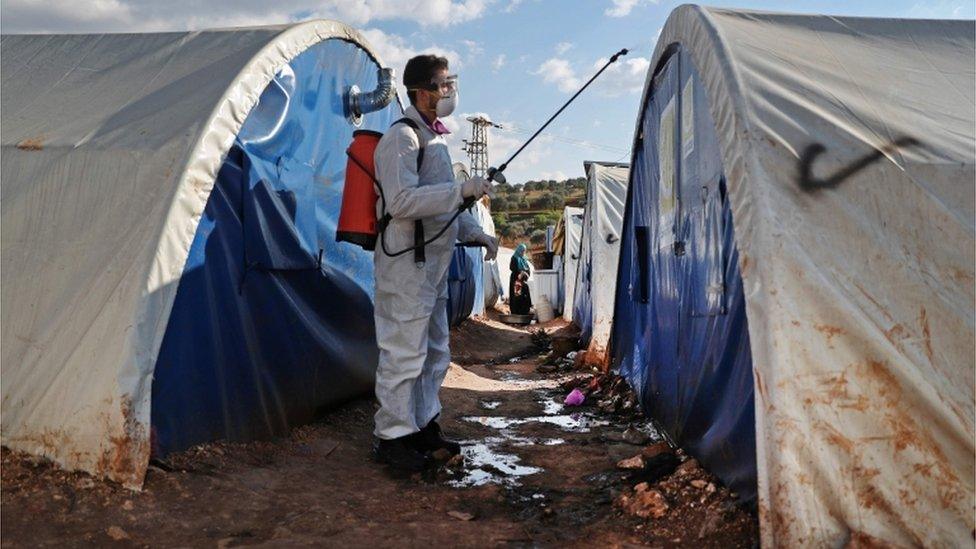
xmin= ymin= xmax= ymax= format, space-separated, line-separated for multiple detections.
xmin=564 ymin=388 xmax=585 ymax=406
xmin=447 ymin=510 xmax=475 ymax=521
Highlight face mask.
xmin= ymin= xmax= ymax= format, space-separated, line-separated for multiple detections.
xmin=436 ymin=88 xmax=457 ymax=118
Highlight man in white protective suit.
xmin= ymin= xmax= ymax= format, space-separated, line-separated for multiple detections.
xmin=372 ymin=54 xmax=497 ymax=472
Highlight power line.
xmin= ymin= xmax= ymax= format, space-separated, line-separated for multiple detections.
xmin=495 ymin=124 xmax=629 ymax=155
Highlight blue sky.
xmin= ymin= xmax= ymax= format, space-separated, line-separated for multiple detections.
xmin=3 ymin=0 xmax=974 ymax=183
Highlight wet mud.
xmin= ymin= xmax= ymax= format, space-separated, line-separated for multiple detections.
xmin=2 ymin=317 xmax=758 ymax=547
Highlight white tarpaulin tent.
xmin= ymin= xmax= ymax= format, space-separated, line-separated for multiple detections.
xmin=1 ymin=21 xmax=392 ymax=488
xmin=573 ymin=162 xmax=628 ymax=366
xmin=636 ymin=6 xmax=975 ymax=546
xmin=555 ymin=206 xmax=584 ymax=320
xmin=473 ymin=199 xmax=504 ymax=311
xmin=452 ymin=162 xmax=503 ymax=313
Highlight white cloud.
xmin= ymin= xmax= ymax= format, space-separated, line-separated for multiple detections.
xmin=535 ymin=52 xmax=651 ymax=97
xmin=592 ymin=55 xmax=651 ymax=96
xmin=492 ymin=54 xmax=506 ymax=71
xmin=534 ymin=58 xmax=581 ymax=93
xmin=555 ymin=41 xmax=573 ymax=55
xmin=503 ymin=0 xmax=524 ymax=13
xmin=904 ymin=0 xmax=974 ymax=19
xmin=604 ymin=0 xmax=656 ymax=18
xmin=359 ymin=28 xmax=463 ymax=102
xmin=540 ymin=170 xmax=567 ymax=181
xmin=460 ymin=39 xmax=484 ymax=61
xmin=1 ymin=0 xmax=494 ymax=33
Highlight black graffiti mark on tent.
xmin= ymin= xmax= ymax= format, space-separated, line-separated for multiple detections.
xmin=798 ymin=136 xmax=920 ymax=191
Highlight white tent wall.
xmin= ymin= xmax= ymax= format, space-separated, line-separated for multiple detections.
xmin=574 ymin=162 xmax=628 ymax=366
xmin=1 ymin=21 xmax=383 ymax=488
xmin=473 ymin=199 xmax=503 ymax=312
xmin=644 ymin=6 xmax=974 ymax=545
xmin=453 ymin=162 xmax=503 ymax=313
xmin=559 ymin=206 xmax=584 ymax=320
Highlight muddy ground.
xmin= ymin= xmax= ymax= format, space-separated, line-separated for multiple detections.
xmin=2 ymin=316 xmax=758 ymax=548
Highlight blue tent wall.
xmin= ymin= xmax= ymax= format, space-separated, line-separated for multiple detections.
xmin=612 ymin=47 xmax=757 ymax=503
xmin=447 ymin=244 xmax=481 ymax=327
xmin=151 ymin=39 xmax=398 ymax=455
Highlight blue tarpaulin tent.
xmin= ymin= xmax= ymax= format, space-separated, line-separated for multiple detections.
xmin=151 ymin=34 xmax=400 ymax=455
xmin=447 ymin=163 xmax=496 ymax=326
xmin=611 ymin=45 xmax=756 ymax=504
xmin=1 ymin=21 xmax=399 ymax=486
xmin=612 ymin=6 xmax=974 ymax=546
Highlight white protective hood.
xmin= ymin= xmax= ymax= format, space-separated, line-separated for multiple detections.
xmin=643 ymin=6 xmax=974 ymax=546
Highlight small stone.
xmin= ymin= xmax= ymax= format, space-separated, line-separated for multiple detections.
xmin=447 ymin=510 xmax=475 ymax=521
xmin=675 ymin=458 xmax=700 ymax=476
xmin=446 ymin=454 xmax=464 ymax=468
xmin=706 ymin=483 xmax=717 ymax=494
xmin=107 ymin=526 xmax=129 ymax=541
xmin=122 ymin=500 xmax=134 ymax=511
xmin=616 ymin=455 xmax=644 ymax=470
xmin=634 ymin=482 xmax=649 ymax=493
xmin=628 ymin=488 xmax=670 ymax=518
xmin=690 ymin=479 xmax=708 ymax=489
xmin=641 ymin=442 xmax=673 ymax=460
xmin=78 ymin=478 xmax=95 ymax=489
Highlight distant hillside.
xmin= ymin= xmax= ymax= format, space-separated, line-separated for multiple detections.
xmin=490 ymin=177 xmax=586 ymax=249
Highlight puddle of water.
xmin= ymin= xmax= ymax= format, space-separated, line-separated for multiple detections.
xmin=462 ymin=413 xmax=609 ymax=433
xmin=480 ymin=400 xmax=502 ymax=410
xmin=448 ymin=438 xmax=542 ymax=488
xmin=536 ymin=391 xmax=564 ymax=416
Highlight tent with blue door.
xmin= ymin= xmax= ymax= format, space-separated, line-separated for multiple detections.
xmin=572 ymin=161 xmax=628 ymax=368
xmin=446 ymin=163 xmax=500 ymax=325
xmin=612 ymin=6 xmax=974 ymax=546
xmin=1 ymin=21 xmax=400 ymax=488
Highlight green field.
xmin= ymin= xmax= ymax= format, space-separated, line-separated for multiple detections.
xmin=491 ymin=177 xmax=586 ymax=248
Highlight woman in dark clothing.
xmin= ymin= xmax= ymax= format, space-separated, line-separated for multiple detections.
xmin=509 ymin=243 xmax=533 ymax=315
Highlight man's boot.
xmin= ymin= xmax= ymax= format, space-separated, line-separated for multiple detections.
xmin=374 ymin=435 xmax=431 ymax=472
xmin=413 ymin=419 xmax=462 ymax=456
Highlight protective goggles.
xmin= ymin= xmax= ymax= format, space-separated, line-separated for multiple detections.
xmin=408 ymin=74 xmax=458 ymax=95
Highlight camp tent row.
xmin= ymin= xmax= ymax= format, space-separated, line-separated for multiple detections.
xmin=610 ymin=6 xmax=974 ymax=547
xmin=1 ymin=22 xmax=407 ymax=488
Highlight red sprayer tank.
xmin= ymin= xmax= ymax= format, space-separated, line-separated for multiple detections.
xmin=336 ymin=129 xmax=383 ymax=250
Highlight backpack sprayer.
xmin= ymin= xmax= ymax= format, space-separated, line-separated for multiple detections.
xmin=337 ymin=47 xmax=629 ymax=257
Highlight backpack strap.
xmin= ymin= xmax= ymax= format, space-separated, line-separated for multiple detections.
xmin=393 ymin=117 xmax=427 ymax=266
xmin=393 ymin=117 xmax=425 ymax=173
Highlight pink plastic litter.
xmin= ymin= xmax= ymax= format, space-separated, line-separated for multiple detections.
xmin=564 ymin=388 xmax=585 ymax=406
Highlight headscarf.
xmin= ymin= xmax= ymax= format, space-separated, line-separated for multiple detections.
xmin=514 ymin=243 xmax=531 ymax=272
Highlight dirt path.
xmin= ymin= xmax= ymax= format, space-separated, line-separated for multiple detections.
xmin=2 ymin=318 xmax=758 ymax=548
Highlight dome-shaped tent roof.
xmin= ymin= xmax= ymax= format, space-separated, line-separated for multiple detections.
xmin=622 ymin=5 xmax=974 ymax=545
xmin=1 ymin=21 xmax=392 ymax=488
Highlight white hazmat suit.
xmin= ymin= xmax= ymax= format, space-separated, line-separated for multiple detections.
xmin=372 ymin=106 xmax=490 ymax=440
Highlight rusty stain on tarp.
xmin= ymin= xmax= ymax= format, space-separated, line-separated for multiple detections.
xmin=767 ymin=358 xmax=970 ymax=542
xmin=15 ymin=137 xmax=44 ymax=151
xmin=7 ymin=394 xmax=149 ymax=489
